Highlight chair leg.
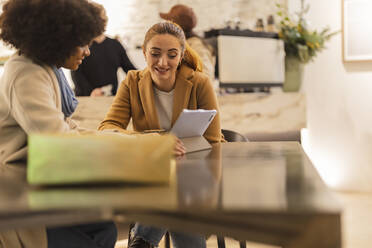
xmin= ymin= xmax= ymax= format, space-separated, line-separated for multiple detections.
xmin=217 ymin=236 xmax=226 ymax=248
xmin=128 ymin=223 xmax=135 ymax=244
xmin=239 ymin=240 xmax=246 ymax=248
xmin=165 ymin=231 xmax=171 ymax=248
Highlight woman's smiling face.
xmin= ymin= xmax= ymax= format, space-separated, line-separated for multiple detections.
xmin=62 ymin=44 xmax=91 ymax=70
xmin=143 ymin=34 xmax=183 ymax=91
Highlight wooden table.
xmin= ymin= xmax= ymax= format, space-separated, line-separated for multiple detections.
xmin=0 ymin=142 xmax=341 ymax=248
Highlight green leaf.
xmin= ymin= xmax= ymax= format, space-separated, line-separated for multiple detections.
xmin=276 ymin=1 xmax=338 ymax=63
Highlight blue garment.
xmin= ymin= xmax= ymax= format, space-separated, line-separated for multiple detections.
xmin=47 ymin=221 xmax=117 ymax=248
xmin=133 ymin=223 xmax=206 ymax=248
xmin=52 ymin=67 xmax=78 ymax=117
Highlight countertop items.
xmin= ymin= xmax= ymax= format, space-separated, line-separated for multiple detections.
xmin=72 ymin=92 xmax=306 ymax=142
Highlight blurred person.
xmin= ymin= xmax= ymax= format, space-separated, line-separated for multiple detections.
xmin=0 ymin=0 xmax=117 ymax=247
xmin=99 ymin=21 xmax=225 ymax=248
xmin=71 ymin=5 xmax=136 ymax=97
xmin=160 ymin=4 xmax=217 ymax=89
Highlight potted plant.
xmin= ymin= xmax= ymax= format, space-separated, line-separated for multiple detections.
xmin=277 ymin=0 xmax=338 ymax=92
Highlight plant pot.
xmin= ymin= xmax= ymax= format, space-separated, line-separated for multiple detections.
xmin=283 ymin=55 xmax=304 ymax=92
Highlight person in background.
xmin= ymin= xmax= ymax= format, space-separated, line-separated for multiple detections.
xmin=160 ymin=4 xmax=217 ymax=89
xmin=71 ymin=6 xmax=136 ymax=97
xmin=99 ymin=21 xmax=224 ymax=248
xmin=0 ymin=0 xmax=117 ymax=247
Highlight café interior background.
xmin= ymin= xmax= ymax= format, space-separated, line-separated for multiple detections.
xmin=1 ymin=0 xmax=372 ymax=193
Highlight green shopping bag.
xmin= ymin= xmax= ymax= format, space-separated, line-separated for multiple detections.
xmin=27 ymin=133 xmax=175 ymax=185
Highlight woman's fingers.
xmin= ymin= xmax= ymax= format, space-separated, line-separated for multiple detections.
xmin=174 ymin=138 xmax=186 ymax=156
xmin=176 ymin=138 xmax=185 ymax=148
xmin=174 ymin=145 xmax=186 ymax=156
xmin=90 ymin=87 xmax=104 ymax=97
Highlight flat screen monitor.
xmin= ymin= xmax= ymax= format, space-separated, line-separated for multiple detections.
xmin=217 ymin=35 xmax=285 ymax=88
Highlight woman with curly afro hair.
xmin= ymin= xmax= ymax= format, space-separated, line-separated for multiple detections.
xmin=0 ymin=0 xmax=117 ymax=248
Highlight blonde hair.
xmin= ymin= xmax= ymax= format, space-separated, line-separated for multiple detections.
xmin=143 ymin=21 xmax=203 ymax=72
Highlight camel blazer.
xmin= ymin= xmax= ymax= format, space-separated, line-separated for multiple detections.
xmin=0 ymin=54 xmax=75 ymax=248
xmin=99 ymin=64 xmax=224 ymax=143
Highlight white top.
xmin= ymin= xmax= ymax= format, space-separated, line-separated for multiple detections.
xmin=153 ymin=87 xmax=174 ymax=131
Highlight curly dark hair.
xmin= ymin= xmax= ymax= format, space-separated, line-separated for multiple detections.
xmin=0 ymin=0 xmax=106 ymax=66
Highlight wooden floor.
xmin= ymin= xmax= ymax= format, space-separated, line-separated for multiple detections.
xmin=116 ymin=191 xmax=372 ymax=248
xmin=205 ymin=237 xmax=280 ymax=248
xmin=115 ymin=235 xmax=280 ymax=248
xmin=335 ymin=191 xmax=372 ymax=248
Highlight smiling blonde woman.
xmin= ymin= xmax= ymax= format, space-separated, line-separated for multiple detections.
xmin=99 ymin=22 xmax=224 ymax=156
xmin=98 ymin=21 xmax=225 ymax=248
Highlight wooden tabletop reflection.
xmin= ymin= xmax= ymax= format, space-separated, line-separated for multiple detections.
xmin=0 ymin=142 xmax=341 ymax=248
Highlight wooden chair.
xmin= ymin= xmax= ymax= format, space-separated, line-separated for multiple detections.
xmin=221 ymin=129 xmax=248 ymax=142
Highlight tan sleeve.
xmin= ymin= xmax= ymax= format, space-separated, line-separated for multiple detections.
xmin=195 ymin=74 xmax=225 ymax=143
xmin=98 ymin=71 xmax=136 ymax=134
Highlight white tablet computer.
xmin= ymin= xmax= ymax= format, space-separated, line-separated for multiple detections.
xmin=170 ymin=109 xmax=217 ymax=153
xmin=171 ymin=109 xmax=217 ymax=138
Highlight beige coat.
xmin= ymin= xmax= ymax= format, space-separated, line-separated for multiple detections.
xmin=0 ymin=54 xmax=75 ymax=248
xmin=99 ymin=64 xmax=224 ymax=143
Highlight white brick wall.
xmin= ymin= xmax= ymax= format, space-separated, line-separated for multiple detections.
xmin=0 ymin=0 xmax=286 ymax=56
xmin=95 ymin=0 xmax=287 ymax=49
